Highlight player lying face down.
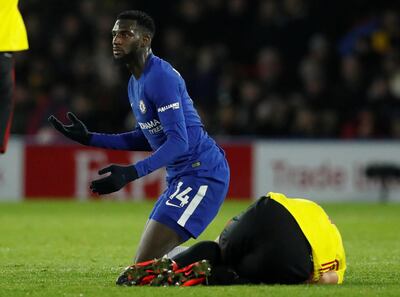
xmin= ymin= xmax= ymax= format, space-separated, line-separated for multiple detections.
xmin=116 ymin=192 xmax=346 ymax=286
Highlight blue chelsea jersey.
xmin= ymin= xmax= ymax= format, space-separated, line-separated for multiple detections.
xmin=127 ymin=53 xmax=225 ymax=179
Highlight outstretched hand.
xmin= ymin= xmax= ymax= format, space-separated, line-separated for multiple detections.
xmin=48 ymin=112 xmax=91 ymax=145
xmin=90 ymin=164 xmax=139 ymax=195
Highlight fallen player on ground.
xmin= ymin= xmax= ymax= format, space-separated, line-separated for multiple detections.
xmin=116 ymin=192 xmax=346 ymax=286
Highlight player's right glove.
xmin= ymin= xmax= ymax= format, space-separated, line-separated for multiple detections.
xmin=48 ymin=112 xmax=92 ymax=145
xmin=90 ymin=164 xmax=139 ymax=195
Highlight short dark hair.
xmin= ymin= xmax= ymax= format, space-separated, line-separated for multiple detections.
xmin=117 ymin=10 xmax=155 ymax=37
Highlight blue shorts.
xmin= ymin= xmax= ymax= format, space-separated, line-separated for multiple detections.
xmin=149 ymin=159 xmax=230 ymax=241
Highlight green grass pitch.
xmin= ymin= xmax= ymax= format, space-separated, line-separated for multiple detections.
xmin=1 ymin=200 xmax=400 ymax=297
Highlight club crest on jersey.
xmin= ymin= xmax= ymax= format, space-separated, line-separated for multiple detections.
xmin=139 ymin=100 xmax=146 ymax=114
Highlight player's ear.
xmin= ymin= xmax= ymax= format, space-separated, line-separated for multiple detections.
xmin=140 ymin=33 xmax=151 ymax=48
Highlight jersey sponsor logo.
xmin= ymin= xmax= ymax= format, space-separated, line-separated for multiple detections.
xmin=138 ymin=119 xmax=161 ymax=129
xmin=139 ymin=100 xmax=146 ymax=114
xmin=157 ymin=102 xmax=180 ymax=113
xmin=138 ymin=119 xmax=163 ymax=134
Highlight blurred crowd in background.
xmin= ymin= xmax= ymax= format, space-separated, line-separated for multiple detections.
xmin=13 ymin=0 xmax=400 ymax=140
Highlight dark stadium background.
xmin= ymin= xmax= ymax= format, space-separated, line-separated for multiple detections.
xmin=2 ymin=2 xmax=400 ymax=296
xmin=13 ymin=0 xmax=400 ymax=139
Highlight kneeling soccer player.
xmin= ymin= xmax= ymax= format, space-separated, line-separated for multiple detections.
xmin=116 ymin=192 xmax=346 ymax=286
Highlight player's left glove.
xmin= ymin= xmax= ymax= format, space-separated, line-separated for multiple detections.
xmin=90 ymin=164 xmax=138 ymax=195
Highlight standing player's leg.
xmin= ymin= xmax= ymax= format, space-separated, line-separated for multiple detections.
xmin=0 ymin=53 xmax=14 ymax=154
xmin=134 ymin=159 xmax=229 ymax=263
xmin=134 ymin=219 xmax=185 ymax=263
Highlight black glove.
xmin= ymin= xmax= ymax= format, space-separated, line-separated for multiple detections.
xmin=48 ymin=112 xmax=92 ymax=145
xmin=90 ymin=164 xmax=138 ymax=195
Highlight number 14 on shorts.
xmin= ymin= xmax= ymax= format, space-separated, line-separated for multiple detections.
xmin=166 ymin=181 xmax=192 ymax=207
xmin=166 ymin=181 xmax=208 ymax=208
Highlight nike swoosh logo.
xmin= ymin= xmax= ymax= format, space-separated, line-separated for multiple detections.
xmin=165 ymin=200 xmax=181 ymax=208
